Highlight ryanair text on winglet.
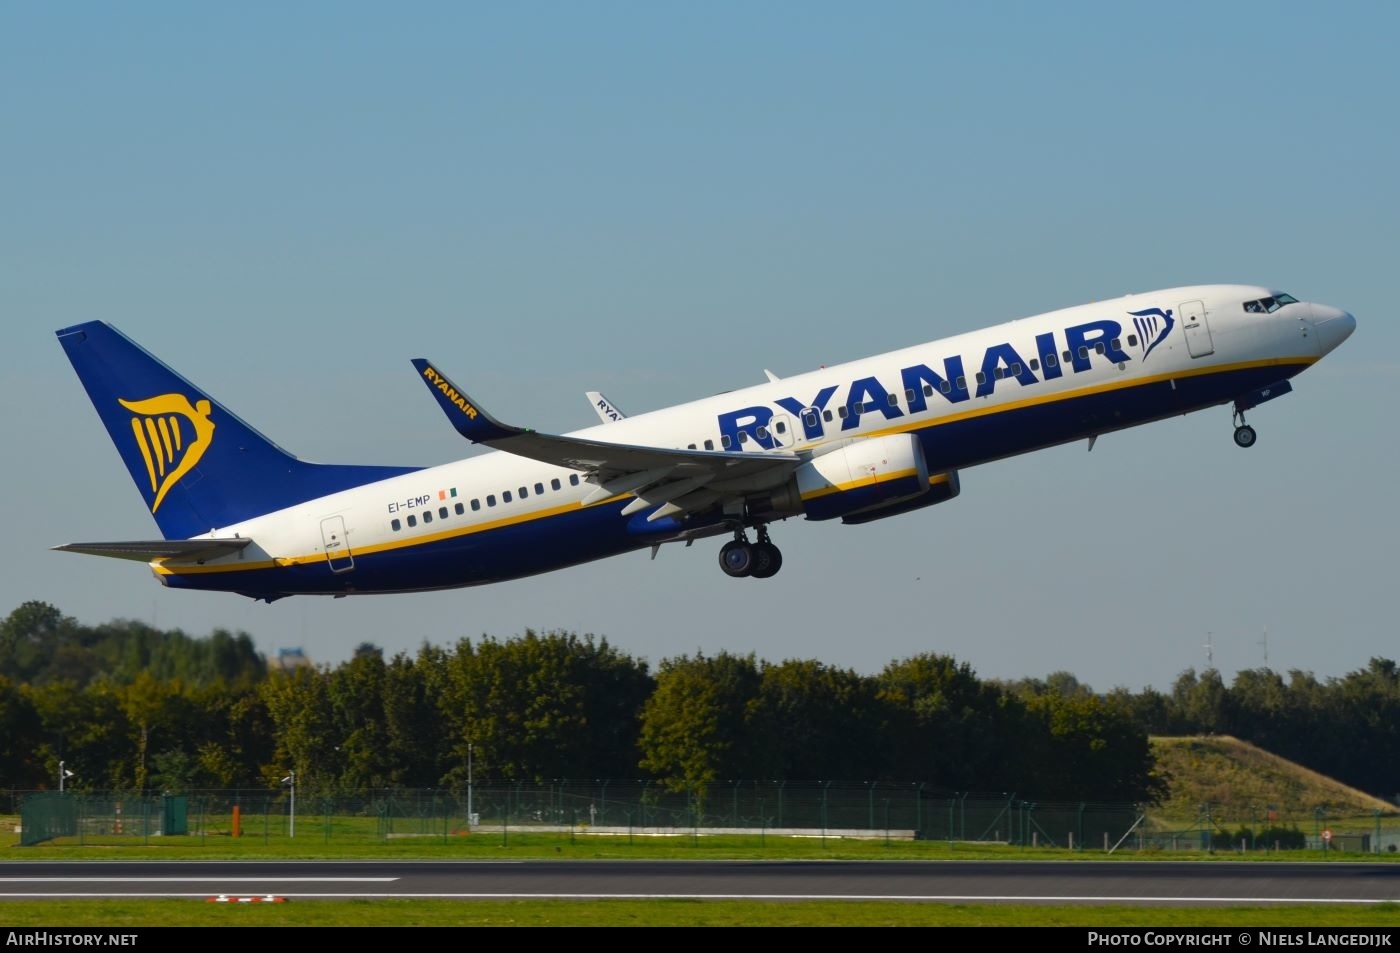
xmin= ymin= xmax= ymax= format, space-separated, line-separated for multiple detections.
xmin=422 ymin=366 xmax=479 ymax=420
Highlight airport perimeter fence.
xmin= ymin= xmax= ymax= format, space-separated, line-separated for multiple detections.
xmin=5 ymin=783 xmax=1394 ymax=852
xmin=1133 ymin=803 xmax=1400 ymax=855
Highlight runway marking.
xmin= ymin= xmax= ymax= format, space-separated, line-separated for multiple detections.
xmin=0 ymin=878 xmax=397 ymax=883
xmin=0 ymin=892 xmax=1395 ymax=904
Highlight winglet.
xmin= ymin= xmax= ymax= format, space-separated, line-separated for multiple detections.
xmin=411 ymin=359 xmax=522 ymax=444
xmin=586 ymin=390 xmax=627 ymax=424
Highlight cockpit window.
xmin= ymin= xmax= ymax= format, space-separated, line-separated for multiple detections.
xmin=1243 ymin=293 xmax=1299 ymax=314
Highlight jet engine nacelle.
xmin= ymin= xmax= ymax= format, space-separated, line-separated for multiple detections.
xmin=838 ymin=468 xmax=959 ymax=524
xmin=747 ymin=432 xmax=951 ymax=524
xmin=745 ymin=434 xmax=961 ymax=525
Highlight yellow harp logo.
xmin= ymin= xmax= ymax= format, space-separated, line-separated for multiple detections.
xmin=118 ymin=394 xmax=216 ymax=513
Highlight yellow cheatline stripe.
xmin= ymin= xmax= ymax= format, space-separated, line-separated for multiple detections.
xmin=863 ymin=356 xmax=1317 ymax=442
xmin=153 ymin=493 xmax=631 ymax=576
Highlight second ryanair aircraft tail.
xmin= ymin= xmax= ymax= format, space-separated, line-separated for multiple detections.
xmin=56 ymin=321 xmax=419 ymax=541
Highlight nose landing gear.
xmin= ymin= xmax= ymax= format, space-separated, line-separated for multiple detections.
xmin=717 ymin=526 xmax=784 ymax=578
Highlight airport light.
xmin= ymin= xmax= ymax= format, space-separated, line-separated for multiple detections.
xmin=281 ymin=771 xmax=295 ymax=838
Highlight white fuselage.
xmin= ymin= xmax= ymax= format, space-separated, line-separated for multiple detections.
xmin=157 ymin=283 xmax=1353 ymax=597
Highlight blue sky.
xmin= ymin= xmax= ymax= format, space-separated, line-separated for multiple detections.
xmin=3 ymin=2 xmax=1395 ymax=692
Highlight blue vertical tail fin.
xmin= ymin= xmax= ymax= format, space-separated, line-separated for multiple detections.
xmin=57 ymin=321 xmax=419 ymax=540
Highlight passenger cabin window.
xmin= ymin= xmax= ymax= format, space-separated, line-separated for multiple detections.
xmin=391 ymin=518 xmax=402 ymax=532
xmin=687 ymin=443 xmax=696 ymax=449
xmin=755 ymin=426 xmax=768 ymax=440
xmin=455 ymin=502 xmax=465 ymax=515
xmin=439 ymin=506 xmax=448 ymax=519
xmin=802 ymin=411 xmax=817 ymax=429
xmin=472 ymin=499 xmax=481 ymax=511
xmin=887 ymin=393 xmax=898 ymax=407
xmin=570 ymin=474 xmax=580 ymax=486
xmin=487 ymin=495 xmax=497 ymax=507
xmin=551 ymin=478 xmax=561 ymax=491
xmin=923 ymin=384 xmax=934 ymax=397
xmin=535 ymin=482 xmax=544 ymax=495
xmin=1046 ymin=353 xmax=1057 ymax=367
xmin=1077 ymin=346 xmax=1089 ymax=360
xmin=823 ymin=409 xmax=833 ymax=422
xmin=407 ymin=514 xmax=417 ymax=527
xmin=518 ymin=486 xmax=528 ymax=498
xmin=1095 ymin=342 xmax=1105 ymax=355
xmin=1127 ymin=334 xmax=1138 ymax=347
xmin=721 ymin=434 xmax=732 ymax=448
xmin=503 ymin=490 xmax=513 ymax=503
xmin=775 ymin=420 xmax=786 ymax=434
xmin=940 ymin=380 xmax=951 ymax=393
xmin=1029 ymin=358 xmax=1040 ymax=371
xmin=704 ymin=439 xmax=714 ymax=450
xmin=975 ymin=371 xmax=986 ymax=385
xmin=423 ymin=511 xmax=432 ymax=523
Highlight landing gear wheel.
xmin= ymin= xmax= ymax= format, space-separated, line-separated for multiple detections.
xmin=749 ymin=541 xmax=783 ymax=579
xmin=1233 ymin=424 xmax=1257 ymax=448
xmin=719 ymin=539 xmax=754 ymax=577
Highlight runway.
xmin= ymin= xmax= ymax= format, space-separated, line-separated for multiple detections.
xmin=1 ymin=860 xmax=1397 ymax=905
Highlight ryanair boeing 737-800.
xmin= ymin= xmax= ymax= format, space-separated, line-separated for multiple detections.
xmin=54 ymin=284 xmax=1355 ymax=599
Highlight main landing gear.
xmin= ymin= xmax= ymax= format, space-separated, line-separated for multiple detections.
xmin=1232 ymin=407 xmax=1257 ymax=448
xmin=718 ymin=526 xmax=783 ymax=579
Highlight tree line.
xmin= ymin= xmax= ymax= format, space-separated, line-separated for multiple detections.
xmin=2 ymin=601 xmax=1396 ymax=803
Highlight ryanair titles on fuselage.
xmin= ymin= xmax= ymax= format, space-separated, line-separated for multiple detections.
xmin=718 ymin=316 xmax=1147 ymax=450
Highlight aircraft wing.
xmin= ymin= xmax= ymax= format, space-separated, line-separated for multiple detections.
xmin=412 ymin=358 xmax=800 ymax=520
xmin=53 ymin=538 xmax=254 ymax=563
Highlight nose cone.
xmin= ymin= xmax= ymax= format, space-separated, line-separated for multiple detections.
xmin=1313 ymin=304 xmax=1356 ymax=356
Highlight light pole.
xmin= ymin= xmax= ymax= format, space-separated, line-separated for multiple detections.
xmin=59 ymin=761 xmax=74 ymax=793
xmin=281 ymin=771 xmax=296 ymax=838
xmin=467 ymin=743 xmax=474 ymax=827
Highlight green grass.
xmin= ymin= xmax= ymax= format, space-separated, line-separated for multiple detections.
xmin=10 ymin=823 xmax=1400 ymax=861
xmin=2 ymin=899 xmax=1400 ymax=928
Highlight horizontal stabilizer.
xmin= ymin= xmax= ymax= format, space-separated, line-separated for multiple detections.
xmin=53 ymin=538 xmax=253 ymax=563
